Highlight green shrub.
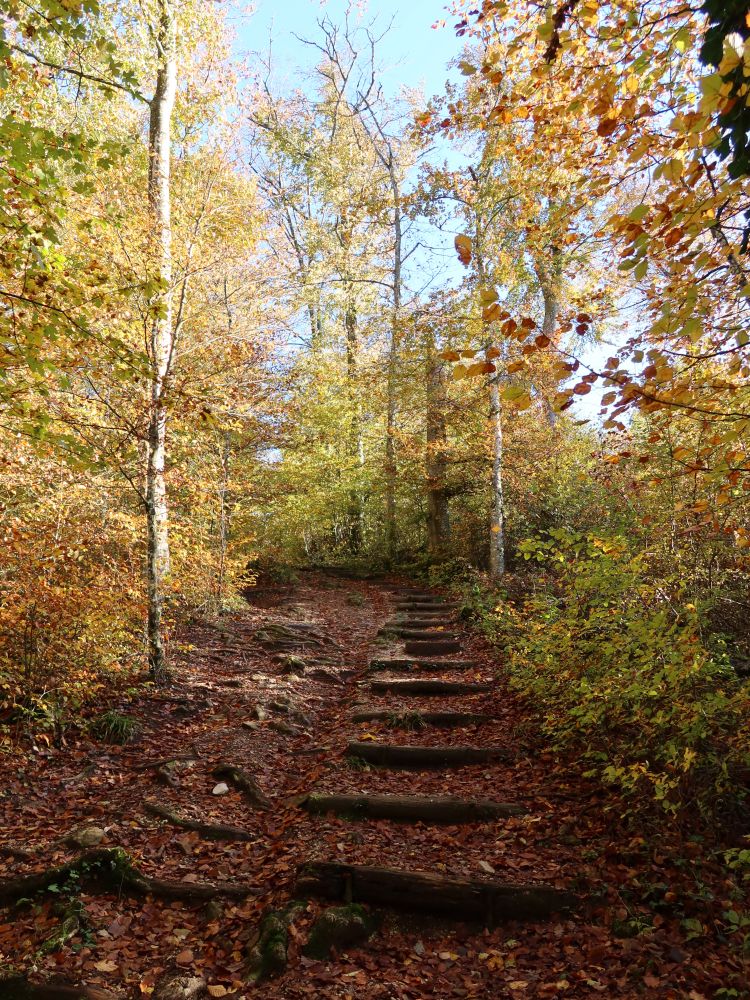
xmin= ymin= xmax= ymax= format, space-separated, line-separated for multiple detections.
xmin=475 ymin=529 xmax=749 ymax=817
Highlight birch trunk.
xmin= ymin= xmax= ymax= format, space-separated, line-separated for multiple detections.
xmin=384 ymin=186 xmax=402 ymax=565
xmin=487 ymin=353 xmax=505 ymax=578
xmin=146 ymin=0 xmax=177 ymax=684
xmin=344 ymin=284 xmax=363 ymax=554
xmin=425 ymin=336 xmax=450 ymax=557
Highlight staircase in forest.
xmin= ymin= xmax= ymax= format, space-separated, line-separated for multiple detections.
xmin=296 ymin=587 xmax=576 ymax=926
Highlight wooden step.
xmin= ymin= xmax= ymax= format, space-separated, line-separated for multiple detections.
xmin=405 ymin=639 xmax=462 ymax=655
xmin=296 ymin=862 xmax=575 ymax=923
xmin=351 ymin=708 xmax=492 ymax=726
xmin=396 ymin=618 xmax=457 ymax=629
xmin=368 ymin=658 xmax=477 ymax=673
xmin=302 ymin=792 xmax=524 ymax=823
xmin=392 ymin=629 xmax=459 ymax=641
xmin=370 ymin=678 xmax=490 ymax=695
xmin=395 ymin=601 xmax=459 ymax=611
xmin=347 ymin=742 xmax=510 ymax=768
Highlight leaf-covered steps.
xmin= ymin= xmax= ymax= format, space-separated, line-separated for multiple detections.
xmin=296 ymin=862 xmax=575 ymax=923
xmin=302 ymin=792 xmax=525 ymax=823
xmin=369 ymin=678 xmax=490 ymax=695
xmin=351 ymin=708 xmax=491 ymax=726
xmin=394 ymin=601 xmax=460 ymax=612
xmin=347 ymin=742 xmax=510 ymax=768
xmin=368 ymin=658 xmax=477 ymax=672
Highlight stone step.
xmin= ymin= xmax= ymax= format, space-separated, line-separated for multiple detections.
xmin=405 ymin=639 xmax=462 ymax=655
xmin=296 ymin=862 xmax=575 ymax=923
xmin=302 ymin=792 xmax=524 ymax=823
xmin=351 ymin=708 xmax=492 ymax=727
xmin=347 ymin=741 xmax=509 ymax=768
xmin=368 ymin=658 xmax=477 ymax=673
xmin=370 ymin=678 xmax=490 ymax=695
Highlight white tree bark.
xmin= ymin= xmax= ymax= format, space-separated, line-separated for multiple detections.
xmin=146 ymin=0 xmax=177 ymax=683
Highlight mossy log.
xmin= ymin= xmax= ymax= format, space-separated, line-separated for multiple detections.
xmin=303 ymin=792 xmax=524 ymax=823
xmin=296 ymin=862 xmax=575 ymax=924
xmin=303 ymin=903 xmax=374 ymax=959
xmin=247 ymin=903 xmax=305 ymax=982
xmin=350 ymin=708 xmax=491 ymax=727
xmin=143 ymin=800 xmax=253 ymax=841
xmin=346 ymin=742 xmax=511 ymax=768
xmin=0 ymin=848 xmax=254 ymax=905
xmin=404 ymin=639 xmax=462 ymax=655
xmin=212 ymin=763 xmax=270 ymax=809
xmin=369 ymin=678 xmax=490 ymax=695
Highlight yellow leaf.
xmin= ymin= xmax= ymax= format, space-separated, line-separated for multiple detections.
xmin=453 ymin=364 xmax=468 ymax=380
xmin=359 ymin=732 xmax=378 ymax=741
xmin=480 ymin=287 xmax=498 ymax=304
xmin=208 ymin=988 xmax=229 ymax=998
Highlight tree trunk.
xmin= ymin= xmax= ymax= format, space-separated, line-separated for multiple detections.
xmin=344 ymin=282 xmax=363 ymax=555
xmin=475 ymin=236 xmax=505 ymax=580
xmin=536 ymin=244 xmax=562 ymax=429
xmin=384 ymin=184 xmax=402 ymax=565
xmin=425 ymin=334 xmax=450 ymax=558
xmin=146 ymin=0 xmax=177 ymax=684
xmin=487 ymin=353 xmax=505 ymax=578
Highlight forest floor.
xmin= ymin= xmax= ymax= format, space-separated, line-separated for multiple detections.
xmin=0 ymin=573 xmax=747 ymax=999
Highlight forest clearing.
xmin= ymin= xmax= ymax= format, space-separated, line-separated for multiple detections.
xmin=1 ymin=0 xmax=749 ymax=997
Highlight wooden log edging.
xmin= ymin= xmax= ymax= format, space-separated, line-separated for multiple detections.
xmin=347 ymin=742 xmax=511 ymax=768
xmin=302 ymin=792 xmax=525 ymax=823
xmin=296 ymin=861 xmax=576 ymax=924
xmin=405 ymin=639 xmax=462 ymax=655
xmin=351 ymin=708 xmax=492 ymax=727
xmin=369 ymin=678 xmax=490 ymax=695
xmin=368 ymin=658 xmax=477 ymax=673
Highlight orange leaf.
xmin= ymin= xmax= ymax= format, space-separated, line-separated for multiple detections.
xmin=454 ymin=234 xmax=472 ymax=265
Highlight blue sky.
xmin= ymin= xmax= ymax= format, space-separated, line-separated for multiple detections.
xmin=232 ymin=0 xmax=458 ymax=101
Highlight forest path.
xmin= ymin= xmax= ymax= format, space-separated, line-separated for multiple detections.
xmin=0 ymin=575 xmax=741 ymax=999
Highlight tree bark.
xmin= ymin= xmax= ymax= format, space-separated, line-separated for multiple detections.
xmin=487 ymin=354 xmax=506 ymax=578
xmin=344 ymin=280 xmax=364 ymax=554
xmin=146 ymin=0 xmax=177 ymax=684
xmin=384 ymin=174 xmax=402 ymax=565
xmin=425 ymin=333 xmax=451 ymax=558
xmin=535 ymin=243 xmax=562 ymax=428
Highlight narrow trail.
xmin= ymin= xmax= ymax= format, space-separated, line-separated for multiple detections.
xmin=0 ymin=575 xmax=742 ymax=999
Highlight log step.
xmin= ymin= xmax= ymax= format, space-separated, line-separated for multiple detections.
xmin=395 ymin=601 xmax=459 ymax=611
xmin=368 ymin=658 xmax=477 ymax=673
xmin=405 ymin=639 xmax=462 ymax=655
xmin=347 ymin=742 xmax=510 ymax=768
xmin=396 ymin=618 xmax=457 ymax=628
xmin=296 ymin=862 xmax=575 ymax=923
xmin=303 ymin=792 xmax=524 ymax=823
xmin=352 ymin=708 xmax=491 ymax=727
xmin=393 ymin=629 xmax=459 ymax=641
xmin=370 ymin=678 xmax=490 ymax=695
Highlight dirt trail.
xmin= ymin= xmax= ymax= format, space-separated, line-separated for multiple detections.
xmin=0 ymin=575 xmax=744 ymax=999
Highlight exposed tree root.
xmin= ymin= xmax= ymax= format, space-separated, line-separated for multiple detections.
xmin=0 ymin=977 xmax=117 ymax=999
xmin=212 ymin=763 xmax=271 ymax=809
xmin=0 ymin=848 xmax=254 ymax=905
xmin=143 ymin=800 xmax=254 ymax=841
